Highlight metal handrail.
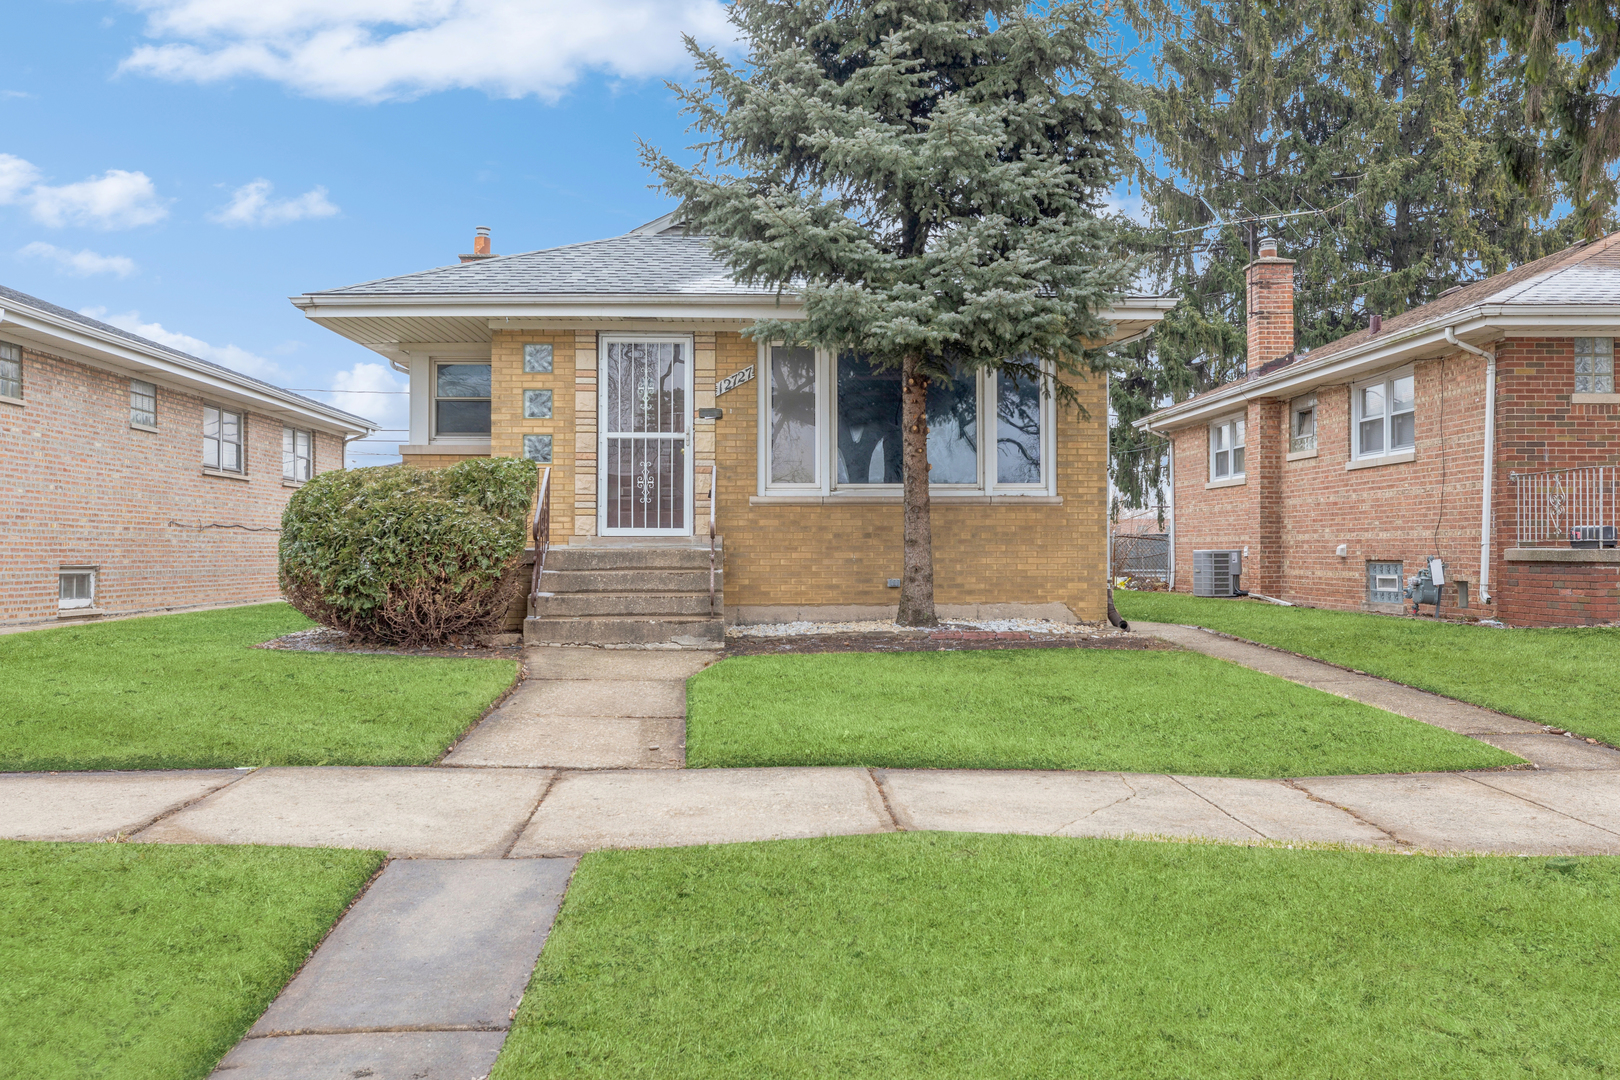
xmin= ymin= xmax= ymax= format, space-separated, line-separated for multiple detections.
xmin=528 ymin=466 xmax=552 ymax=617
xmin=707 ymin=463 xmax=719 ymax=615
xmin=1512 ymin=464 xmax=1614 ymax=546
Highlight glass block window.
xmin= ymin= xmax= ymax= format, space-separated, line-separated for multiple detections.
xmin=283 ymin=427 xmax=313 ymax=481
xmin=523 ymin=344 xmax=553 ymax=373
xmin=1574 ymin=337 xmax=1614 ymax=393
xmin=130 ymin=379 xmax=157 ymax=427
xmin=523 ymin=434 xmax=553 ymax=463
xmin=1367 ymin=561 xmax=1403 ymax=604
xmin=0 ymin=341 xmax=20 ymax=399
xmin=203 ymin=405 xmax=244 ymax=472
xmin=523 ymin=389 xmax=553 ymax=419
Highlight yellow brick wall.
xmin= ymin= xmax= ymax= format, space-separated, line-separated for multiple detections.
xmin=399 ymin=451 xmax=489 ymax=469
xmin=710 ymin=332 xmax=1110 ymax=621
xmin=491 ymin=329 xmax=576 ymax=543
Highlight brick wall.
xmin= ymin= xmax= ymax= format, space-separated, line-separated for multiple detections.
xmin=0 ymin=343 xmax=345 ymax=627
xmin=1497 ymin=560 xmax=1620 ymax=626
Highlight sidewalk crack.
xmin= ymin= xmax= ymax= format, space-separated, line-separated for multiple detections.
xmin=122 ymin=767 xmax=259 ymax=842
xmin=1463 ymin=774 xmax=1620 ymax=838
xmin=1283 ymin=779 xmax=1406 ymax=847
xmin=500 ymin=770 xmax=560 ymax=857
xmin=1166 ymin=775 xmax=1264 ymax=838
xmin=1048 ymin=773 xmax=1138 ymax=836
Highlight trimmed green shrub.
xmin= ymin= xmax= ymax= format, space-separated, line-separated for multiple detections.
xmin=279 ymin=458 xmax=538 ymax=646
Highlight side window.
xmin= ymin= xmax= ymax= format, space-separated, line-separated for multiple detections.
xmin=1354 ymin=370 xmax=1415 ymax=459
xmin=434 ymin=363 xmax=492 ymax=437
xmin=282 ymin=427 xmax=313 ymax=481
xmin=130 ymin=379 xmax=157 ymax=428
xmin=1290 ymin=395 xmax=1316 ymax=454
xmin=1574 ymin=337 xmax=1614 ymax=393
xmin=204 ymin=405 xmax=245 ymax=473
xmin=1209 ymin=415 xmax=1246 ymax=480
xmin=0 ymin=341 xmax=20 ymax=400
xmin=768 ymin=345 xmax=818 ymax=486
xmin=1367 ymin=561 xmax=1403 ymax=604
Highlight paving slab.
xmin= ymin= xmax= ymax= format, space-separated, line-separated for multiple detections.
xmin=250 ymin=859 xmax=573 ymax=1035
xmin=138 ymin=767 xmax=553 ymax=857
xmin=1135 ymin=622 xmax=1546 ymax=736
xmin=523 ymin=647 xmax=717 ymax=681
xmin=511 ymin=678 xmax=686 ymax=718
xmin=212 ymin=1030 xmax=506 ymax=1079
xmin=1296 ymin=773 xmax=1620 ymax=854
xmin=0 ymin=770 xmax=244 ymax=841
xmin=1470 ymin=771 xmax=1620 ymax=835
xmin=1173 ymin=774 xmax=1393 ymax=846
xmin=878 ymin=769 xmax=1260 ymax=841
xmin=445 ymin=715 xmax=684 ymax=769
xmin=512 ymin=767 xmax=890 ymax=854
xmin=1474 ymin=734 xmax=1620 ymax=770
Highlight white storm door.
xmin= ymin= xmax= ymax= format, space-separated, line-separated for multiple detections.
xmin=599 ymin=335 xmax=693 ymax=535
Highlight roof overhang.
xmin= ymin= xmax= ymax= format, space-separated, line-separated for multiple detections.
xmin=292 ymin=291 xmax=1179 ymax=371
xmin=1136 ymin=304 xmax=1620 ymax=434
xmin=0 ymin=302 xmax=376 ymax=437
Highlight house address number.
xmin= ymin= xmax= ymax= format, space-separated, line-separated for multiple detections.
xmin=715 ymin=365 xmax=755 ymax=397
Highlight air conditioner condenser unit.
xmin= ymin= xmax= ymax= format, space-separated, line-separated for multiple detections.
xmin=1193 ymin=549 xmax=1244 ymax=597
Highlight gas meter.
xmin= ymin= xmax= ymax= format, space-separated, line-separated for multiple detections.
xmin=1405 ymin=557 xmax=1445 ymax=616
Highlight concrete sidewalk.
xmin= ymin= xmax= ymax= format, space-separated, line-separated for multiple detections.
xmin=6 ymin=762 xmax=1620 ymax=856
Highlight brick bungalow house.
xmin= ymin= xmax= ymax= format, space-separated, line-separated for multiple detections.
xmin=0 ymin=285 xmax=375 ymax=628
xmin=292 ymin=216 xmax=1174 ymax=644
xmin=1138 ymin=233 xmax=1620 ymax=627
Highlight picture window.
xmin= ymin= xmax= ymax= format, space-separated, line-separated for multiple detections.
xmin=1574 ymin=337 xmax=1614 ymax=393
xmin=130 ymin=379 xmax=157 ymax=428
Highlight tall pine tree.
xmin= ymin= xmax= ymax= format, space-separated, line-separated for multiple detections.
xmin=645 ymin=0 xmax=1137 ymax=625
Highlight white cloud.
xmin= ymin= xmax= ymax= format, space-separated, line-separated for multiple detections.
xmin=0 ymin=153 xmax=169 ymax=229
xmin=210 ymin=179 xmax=339 ymax=227
xmin=328 ymin=361 xmax=406 ymax=466
xmin=81 ymin=306 xmax=281 ymax=379
xmin=115 ymin=0 xmax=732 ymax=103
xmin=19 ymin=242 xmax=138 ymax=278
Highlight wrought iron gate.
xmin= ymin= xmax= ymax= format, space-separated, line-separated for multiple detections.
xmin=600 ymin=337 xmax=691 ymax=534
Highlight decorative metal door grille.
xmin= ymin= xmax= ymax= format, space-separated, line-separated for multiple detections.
xmin=602 ymin=340 xmax=689 ymax=532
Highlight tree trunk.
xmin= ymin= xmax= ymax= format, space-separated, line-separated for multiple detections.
xmin=897 ymin=352 xmax=938 ymax=626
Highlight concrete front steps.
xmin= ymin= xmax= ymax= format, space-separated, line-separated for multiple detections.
xmin=525 ymin=538 xmax=724 ymax=647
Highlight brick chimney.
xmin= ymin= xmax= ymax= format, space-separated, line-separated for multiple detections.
xmin=458 ymin=226 xmax=494 ymax=264
xmin=1245 ymin=236 xmax=1296 ymax=372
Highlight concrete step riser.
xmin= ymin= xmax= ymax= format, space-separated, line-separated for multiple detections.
xmin=536 ymin=593 xmax=720 ymax=617
xmin=544 ymin=548 xmax=719 ymax=572
xmin=541 ymin=569 xmax=720 ymax=593
xmin=523 ymin=616 xmax=725 ymax=646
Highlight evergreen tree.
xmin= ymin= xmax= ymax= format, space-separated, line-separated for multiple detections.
xmin=644 ymin=0 xmax=1137 ymax=625
xmin=1110 ymin=0 xmax=1573 ymax=510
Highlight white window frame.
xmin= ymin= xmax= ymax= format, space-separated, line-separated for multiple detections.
xmin=203 ymin=405 xmax=245 ymax=474
xmin=58 ymin=567 xmax=96 ymax=611
xmin=755 ymin=346 xmax=1056 ymax=497
xmin=130 ymin=379 xmax=158 ymax=429
xmin=1574 ymin=337 xmax=1615 ymax=394
xmin=1289 ymin=394 xmax=1316 ymax=455
xmin=1209 ymin=413 xmax=1246 ymax=481
xmin=431 ymin=360 xmax=492 ymax=441
xmin=1351 ymin=366 xmax=1415 ymax=461
xmin=0 ymin=341 xmax=21 ymax=401
xmin=283 ymin=426 xmax=314 ymax=482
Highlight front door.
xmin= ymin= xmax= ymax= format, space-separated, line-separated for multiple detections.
xmin=599 ymin=335 xmax=693 ymax=535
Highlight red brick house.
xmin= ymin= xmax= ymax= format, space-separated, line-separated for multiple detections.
xmin=1138 ymin=233 xmax=1620 ymax=627
xmin=1 ymin=284 xmax=375 ymax=629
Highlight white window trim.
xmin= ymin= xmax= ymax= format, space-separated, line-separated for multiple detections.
xmin=203 ymin=404 xmax=246 ymax=475
xmin=58 ymin=567 xmax=96 ymax=611
xmin=430 ymin=359 xmax=493 ymax=443
xmin=755 ymin=345 xmax=1056 ymax=498
xmin=1208 ymin=412 xmax=1246 ymax=482
xmin=1351 ymin=366 xmax=1416 ymax=462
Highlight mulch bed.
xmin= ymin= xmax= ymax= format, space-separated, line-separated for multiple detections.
xmin=724 ymin=630 xmax=1171 ymax=656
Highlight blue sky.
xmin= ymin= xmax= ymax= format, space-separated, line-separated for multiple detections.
xmin=1 ymin=1 xmax=739 ymax=464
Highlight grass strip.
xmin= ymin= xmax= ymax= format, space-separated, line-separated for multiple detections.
xmin=686 ymin=649 xmax=1515 ymax=777
xmin=1117 ymin=591 xmax=1620 ymax=744
xmin=0 ymin=603 xmax=518 ymax=772
xmin=0 ymin=840 xmax=383 ymax=1080
xmin=495 ymin=833 xmax=1620 ymax=1079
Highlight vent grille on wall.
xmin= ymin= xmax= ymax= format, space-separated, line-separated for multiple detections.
xmin=1192 ymin=550 xmax=1243 ymax=597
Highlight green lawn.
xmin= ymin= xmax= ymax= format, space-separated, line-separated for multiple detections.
xmin=1117 ymin=591 xmax=1620 ymax=744
xmin=685 ymin=649 xmax=1515 ymax=777
xmin=495 ymin=833 xmax=1620 ymax=1079
xmin=0 ymin=604 xmax=518 ymax=772
xmin=0 ymin=840 xmax=384 ymax=1080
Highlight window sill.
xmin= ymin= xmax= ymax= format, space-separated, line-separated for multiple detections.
xmin=1204 ymin=476 xmax=1246 ymax=490
xmin=130 ymin=422 xmax=159 ymax=434
xmin=749 ymin=494 xmax=1063 ymax=506
xmin=1286 ymin=448 xmax=1318 ymax=462
xmin=1346 ymin=450 xmax=1414 ymax=471
xmin=57 ymin=607 xmax=105 ymax=620
xmin=1571 ymin=392 xmax=1620 ymax=404
xmin=202 ymin=467 xmax=250 ymax=481
xmin=0 ymin=393 xmax=24 ymax=407
xmin=282 ymin=479 xmax=306 ymax=489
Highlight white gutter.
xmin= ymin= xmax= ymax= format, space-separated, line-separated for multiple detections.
xmin=1166 ymin=442 xmax=1176 ymax=590
xmin=1446 ymin=326 xmax=1496 ymax=604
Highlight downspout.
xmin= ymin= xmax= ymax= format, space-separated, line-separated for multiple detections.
xmin=1445 ymin=327 xmax=1495 ymax=604
xmin=1166 ymin=439 xmax=1176 ymax=590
